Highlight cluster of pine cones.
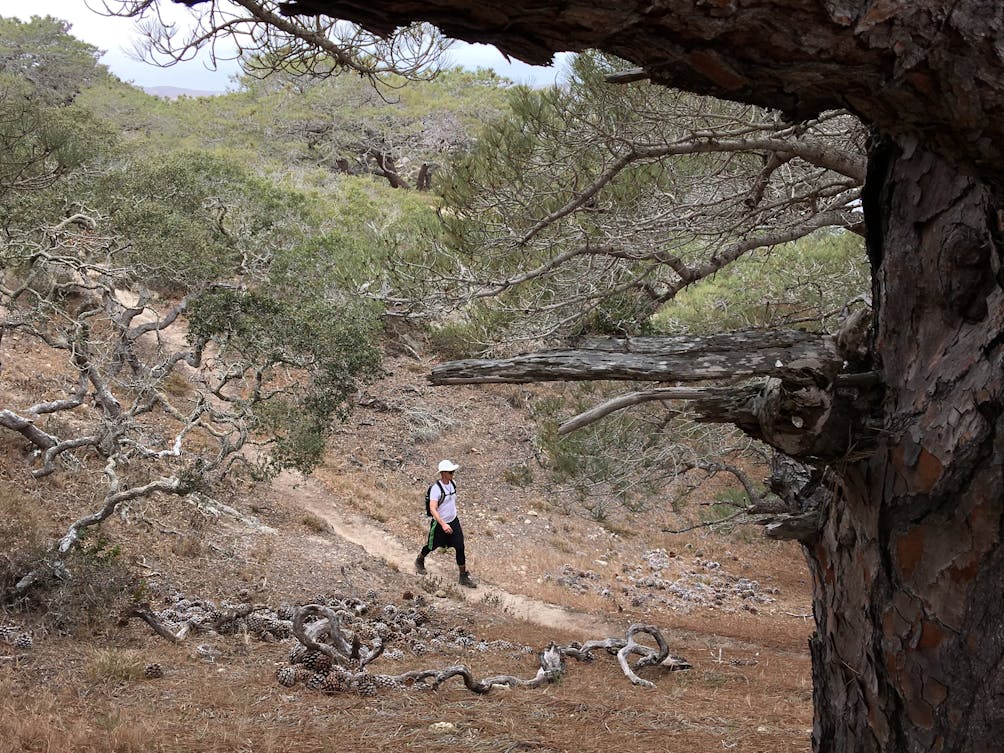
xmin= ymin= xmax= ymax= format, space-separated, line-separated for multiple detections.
xmin=273 ymin=596 xmax=533 ymax=696
xmin=275 ymin=657 xmax=402 ymax=696
xmin=272 ymin=595 xmax=431 ymax=695
xmin=0 ymin=623 xmax=33 ymax=650
xmin=152 ymin=594 xmax=295 ymax=641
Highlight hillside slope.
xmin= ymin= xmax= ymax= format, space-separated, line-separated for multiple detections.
xmin=0 ymin=342 xmax=814 ymax=753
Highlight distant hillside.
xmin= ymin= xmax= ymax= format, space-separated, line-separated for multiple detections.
xmin=143 ymin=85 xmax=225 ymax=99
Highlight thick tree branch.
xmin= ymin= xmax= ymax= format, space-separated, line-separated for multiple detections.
xmin=57 ymin=458 xmax=186 ymax=554
xmin=432 ymin=330 xmax=880 ymax=460
xmin=430 ymin=330 xmax=842 ymax=385
xmin=0 ymin=409 xmax=59 ymax=450
xmin=33 ymin=435 xmax=101 ymax=478
xmin=557 ymin=387 xmax=723 ymax=435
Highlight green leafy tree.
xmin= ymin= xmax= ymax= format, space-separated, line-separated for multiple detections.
xmin=0 ymin=17 xmax=113 ymax=228
xmin=1 ymin=165 xmax=383 ymax=595
xmin=0 ymin=17 xmax=385 ymax=598
xmin=0 ymin=15 xmax=107 ymax=103
xmin=241 ymin=66 xmax=510 ymax=190
xmin=656 ymin=230 xmax=869 ymax=335
xmin=417 ymin=53 xmax=865 ymax=350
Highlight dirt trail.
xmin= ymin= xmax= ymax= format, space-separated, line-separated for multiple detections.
xmin=274 ymin=471 xmax=623 ymax=639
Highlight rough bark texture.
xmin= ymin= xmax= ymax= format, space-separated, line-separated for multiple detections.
xmin=806 ymin=142 xmax=1004 ymax=753
xmin=174 ymin=1 xmax=1004 ymax=751
xmin=431 ymin=330 xmax=843 ymax=384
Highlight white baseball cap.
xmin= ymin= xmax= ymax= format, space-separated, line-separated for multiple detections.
xmin=438 ymin=459 xmax=460 ymax=472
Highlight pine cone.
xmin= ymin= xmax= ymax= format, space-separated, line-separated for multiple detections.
xmin=12 ymin=633 xmax=33 ymax=650
xmin=300 ymin=650 xmax=333 ymax=672
xmin=372 ymin=674 xmax=400 ymax=690
xmin=144 ymin=663 xmax=164 ymax=679
xmin=354 ymin=674 xmax=378 ymax=697
xmin=320 ymin=673 xmax=345 ymax=693
xmin=276 ymin=666 xmax=298 ymax=687
xmin=305 ymin=673 xmax=328 ymax=691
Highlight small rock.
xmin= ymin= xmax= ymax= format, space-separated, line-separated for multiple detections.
xmin=430 ymin=722 xmax=456 ymax=733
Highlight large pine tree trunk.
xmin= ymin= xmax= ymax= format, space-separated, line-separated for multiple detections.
xmin=809 ymin=140 xmax=1004 ymax=753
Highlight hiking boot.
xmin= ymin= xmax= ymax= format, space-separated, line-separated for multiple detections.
xmin=414 ymin=556 xmax=427 ymax=575
xmin=458 ymin=572 xmax=478 ymax=589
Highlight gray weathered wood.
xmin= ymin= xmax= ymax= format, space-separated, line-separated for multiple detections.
xmin=429 ymin=330 xmax=842 ymax=385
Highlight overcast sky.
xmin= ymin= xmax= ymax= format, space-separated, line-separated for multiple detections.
xmin=2 ymin=0 xmax=568 ymax=92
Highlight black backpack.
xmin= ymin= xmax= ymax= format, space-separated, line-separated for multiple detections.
xmin=424 ymin=479 xmax=454 ymax=516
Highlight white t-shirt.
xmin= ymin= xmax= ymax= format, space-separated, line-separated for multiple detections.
xmin=430 ymin=480 xmax=458 ymax=524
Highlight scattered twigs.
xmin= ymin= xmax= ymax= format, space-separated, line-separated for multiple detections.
xmin=136 ymin=596 xmax=690 ymax=697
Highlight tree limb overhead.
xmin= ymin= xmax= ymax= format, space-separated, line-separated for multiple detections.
xmin=234 ymin=0 xmax=1004 ymax=179
xmin=429 ymin=330 xmax=842 ymax=386
xmin=430 ymin=330 xmax=879 ymax=460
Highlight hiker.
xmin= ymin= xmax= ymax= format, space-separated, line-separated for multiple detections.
xmin=415 ymin=459 xmax=477 ymax=588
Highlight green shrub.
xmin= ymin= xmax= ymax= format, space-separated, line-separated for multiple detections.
xmin=1 ymin=505 xmax=140 ymax=634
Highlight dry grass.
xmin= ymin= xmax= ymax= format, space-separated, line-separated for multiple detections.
xmin=83 ymin=648 xmax=147 ymax=683
xmin=0 ymin=617 xmax=813 ymax=753
xmin=298 ymin=512 xmax=331 ymax=533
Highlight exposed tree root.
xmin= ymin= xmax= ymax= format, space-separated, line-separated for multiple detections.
xmin=281 ymin=607 xmax=691 ymax=695
xmin=132 ymin=594 xmax=690 ymax=695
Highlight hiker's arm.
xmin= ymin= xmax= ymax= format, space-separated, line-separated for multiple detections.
xmin=429 ymin=498 xmax=453 ymax=534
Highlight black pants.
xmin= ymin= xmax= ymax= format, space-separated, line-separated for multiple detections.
xmin=420 ymin=517 xmax=466 ymax=569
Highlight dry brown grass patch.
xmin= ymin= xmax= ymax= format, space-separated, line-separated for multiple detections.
xmin=299 ymin=511 xmax=330 ymax=533
xmin=83 ymin=647 xmax=147 ymax=683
